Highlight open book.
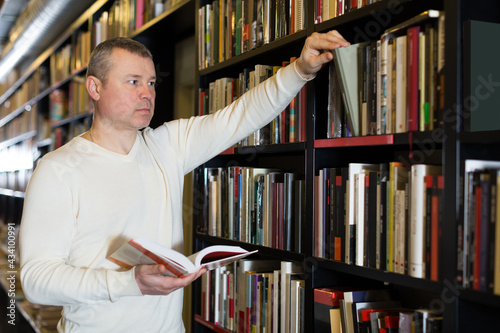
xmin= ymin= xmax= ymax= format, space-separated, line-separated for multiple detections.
xmin=107 ymin=237 xmax=258 ymax=277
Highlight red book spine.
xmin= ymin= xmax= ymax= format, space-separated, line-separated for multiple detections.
xmin=315 ymin=0 xmax=322 ymax=23
xmin=406 ymin=26 xmax=420 ymax=132
xmin=199 ymin=90 xmax=205 ymax=116
xmin=135 ymin=0 xmax=145 ymax=30
xmin=430 ymin=175 xmax=441 ymax=281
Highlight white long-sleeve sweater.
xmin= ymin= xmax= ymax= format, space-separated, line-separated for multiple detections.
xmin=19 ymin=63 xmax=310 ymax=332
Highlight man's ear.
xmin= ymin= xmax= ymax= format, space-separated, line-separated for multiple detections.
xmin=86 ymin=75 xmax=101 ymax=101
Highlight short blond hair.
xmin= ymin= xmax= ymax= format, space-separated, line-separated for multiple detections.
xmin=86 ymin=37 xmax=153 ymax=85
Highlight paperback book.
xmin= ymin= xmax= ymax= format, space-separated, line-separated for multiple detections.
xmin=108 ymin=237 xmax=258 ymax=277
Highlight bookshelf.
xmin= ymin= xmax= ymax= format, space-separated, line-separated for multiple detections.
xmin=192 ymin=0 xmax=500 ymax=332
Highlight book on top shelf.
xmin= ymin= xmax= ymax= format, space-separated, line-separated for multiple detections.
xmin=332 ymin=42 xmax=365 ymax=137
xmin=108 ymin=237 xmax=258 ymax=277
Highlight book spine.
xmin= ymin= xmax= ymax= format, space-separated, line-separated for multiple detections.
xmin=406 ymin=25 xmax=420 ymax=132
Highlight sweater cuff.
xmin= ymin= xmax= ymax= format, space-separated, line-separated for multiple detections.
xmin=107 ymin=267 xmax=143 ymax=302
xmin=293 ymin=59 xmax=316 ymax=81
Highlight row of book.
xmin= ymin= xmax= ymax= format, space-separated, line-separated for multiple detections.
xmin=199 ymin=59 xmax=307 ymax=146
xmin=93 ymin=0 xmax=178 ymax=49
xmin=327 ymin=10 xmax=445 ymax=138
xmin=68 ymin=77 xmax=93 ymax=118
xmin=0 ymin=67 xmax=48 ymax=121
xmin=198 ymin=0 xmax=305 ymax=69
xmin=0 ymin=103 xmax=38 ymax=143
xmin=49 ymin=43 xmax=75 ymax=86
xmin=314 ymin=287 xmax=443 ymax=333
xmin=315 ymin=0 xmax=383 ymax=23
xmin=315 ymin=163 xmax=444 ymax=281
xmin=199 ymin=259 xmax=305 ymax=333
xmin=49 ymin=78 xmax=93 ymax=124
xmin=49 ymin=118 xmax=92 ymax=152
xmin=458 ymin=160 xmax=500 ymax=295
xmin=50 ymin=0 xmax=176 ymax=86
xmin=49 ymin=28 xmax=91 ymax=85
xmin=200 ymin=167 xmax=305 ymax=253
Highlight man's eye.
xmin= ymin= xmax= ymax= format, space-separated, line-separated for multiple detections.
xmin=129 ymin=80 xmax=138 ymax=85
xmin=148 ymin=81 xmax=156 ymax=87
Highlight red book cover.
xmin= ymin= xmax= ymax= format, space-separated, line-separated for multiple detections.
xmin=299 ymin=84 xmax=307 ymax=142
xmin=314 ymin=287 xmax=345 ymax=307
xmin=135 ymin=0 xmax=145 ymax=30
xmin=315 ymin=0 xmax=322 ymax=23
xmin=430 ymin=175 xmax=443 ymax=281
xmin=406 ymin=26 xmax=420 ymax=132
xmin=199 ymin=90 xmax=205 ymax=116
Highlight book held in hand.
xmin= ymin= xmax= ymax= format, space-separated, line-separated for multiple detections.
xmin=107 ymin=237 xmax=258 ymax=277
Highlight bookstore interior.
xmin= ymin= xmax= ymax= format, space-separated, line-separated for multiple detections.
xmin=0 ymin=0 xmax=500 ymax=332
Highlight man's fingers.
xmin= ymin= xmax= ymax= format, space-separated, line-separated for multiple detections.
xmin=307 ymin=31 xmax=350 ymax=51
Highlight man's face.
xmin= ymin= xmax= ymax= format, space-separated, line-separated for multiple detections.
xmin=94 ymin=48 xmax=156 ymax=131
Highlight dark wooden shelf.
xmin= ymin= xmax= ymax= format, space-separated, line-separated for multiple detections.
xmin=459 ymin=289 xmax=500 ymax=309
xmin=315 ymin=257 xmax=443 ymax=293
xmin=0 ymin=188 xmax=25 ymax=198
xmin=195 ymin=233 xmax=305 ymax=263
xmin=315 ymin=134 xmax=394 ymax=148
xmin=199 ymin=30 xmax=308 ymax=77
xmin=0 ymin=130 xmax=37 ymax=150
xmin=51 ymin=111 xmax=93 ymax=129
xmin=220 ymin=142 xmax=306 ymax=156
xmin=459 ymin=130 xmax=500 ymax=145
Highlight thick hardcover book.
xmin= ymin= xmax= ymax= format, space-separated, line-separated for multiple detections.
xmin=108 ymin=238 xmax=258 ymax=277
xmin=313 ymin=287 xmax=347 ymax=333
xmin=283 ymin=172 xmax=296 ymax=251
xmin=334 ymin=168 xmax=348 ymax=262
xmin=327 ymin=62 xmax=343 ymax=138
xmin=406 ymin=25 xmax=420 ymax=132
xmin=365 ymin=170 xmax=379 ymax=268
xmin=463 ymin=20 xmax=500 ymax=131
xmin=294 ymin=178 xmax=305 ymax=253
xmin=378 ymin=163 xmax=388 ymax=270
xmin=409 ymin=164 xmax=442 ymax=279
xmin=333 ymin=42 xmax=367 ymax=137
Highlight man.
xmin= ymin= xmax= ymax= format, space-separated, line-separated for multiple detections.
xmin=19 ymin=31 xmax=349 ymax=332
